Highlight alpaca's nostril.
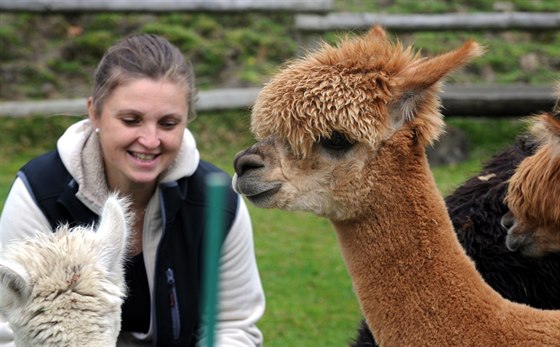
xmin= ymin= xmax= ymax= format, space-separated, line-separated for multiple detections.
xmin=234 ymin=153 xmax=265 ymax=176
xmin=500 ymin=211 xmax=515 ymax=230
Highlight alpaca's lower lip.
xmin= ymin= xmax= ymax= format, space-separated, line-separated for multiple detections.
xmin=245 ymin=185 xmax=281 ymax=206
xmin=246 ymin=185 xmax=281 ymax=199
xmin=234 ymin=175 xmax=281 ymax=198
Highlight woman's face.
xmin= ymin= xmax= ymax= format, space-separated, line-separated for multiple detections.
xmin=89 ymin=78 xmax=188 ymax=191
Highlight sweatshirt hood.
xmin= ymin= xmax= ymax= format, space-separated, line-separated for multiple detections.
xmin=57 ymin=119 xmax=200 ymax=213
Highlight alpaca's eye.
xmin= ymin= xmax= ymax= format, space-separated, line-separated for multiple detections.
xmin=320 ymin=131 xmax=354 ymax=151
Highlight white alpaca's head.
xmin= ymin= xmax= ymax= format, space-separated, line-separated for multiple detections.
xmin=0 ymin=195 xmax=131 ymax=347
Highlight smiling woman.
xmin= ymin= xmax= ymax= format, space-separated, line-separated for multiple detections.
xmin=89 ymin=78 xmax=188 ymax=206
xmin=0 ymin=34 xmax=265 ymax=347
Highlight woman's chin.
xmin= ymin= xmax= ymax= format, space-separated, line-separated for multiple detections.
xmin=126 ymin=172 xmax=162 ymax=186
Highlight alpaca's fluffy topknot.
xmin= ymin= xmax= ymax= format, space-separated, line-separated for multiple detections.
xmin=251 ymin=27 xmax=419 ymax=158
xmin=250 ymin=26 xmax=482 ymax=158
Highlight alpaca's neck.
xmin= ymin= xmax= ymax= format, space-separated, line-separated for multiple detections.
xmin=332 ymin=134 xmax=558 ymax=345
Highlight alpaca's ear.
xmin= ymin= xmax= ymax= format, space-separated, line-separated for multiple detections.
xmin=391 ymin=40 xmax=484 ymax=129
xmin=366 ymin=25 xmax=387 ymax=40
xmin=96 ymin=194 xmax=131 ymax=273
xmin=0 ymin=260 xmax=31 ymax=312
xmin=552 ymin=81 xmax=560 ymax=116
xmin=530 ymin=113 xmax=560 ymax=150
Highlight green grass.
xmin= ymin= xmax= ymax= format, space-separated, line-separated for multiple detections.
xmin=0 ymin=114 xmax=525 ymax=346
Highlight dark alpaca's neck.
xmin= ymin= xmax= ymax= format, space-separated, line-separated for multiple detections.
xmin=332 ymin=132 xmax=559 ymax=346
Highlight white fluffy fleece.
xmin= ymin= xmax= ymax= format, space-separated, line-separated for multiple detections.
xmin=0 ymin=195 xmax=131 ymax=347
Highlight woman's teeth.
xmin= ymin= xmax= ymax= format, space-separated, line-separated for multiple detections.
xmin=132 ymin=152 xmax=156 ymax=161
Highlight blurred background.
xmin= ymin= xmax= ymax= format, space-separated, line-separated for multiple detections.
xmin=0 ymin=1 xmax=559 ymax=345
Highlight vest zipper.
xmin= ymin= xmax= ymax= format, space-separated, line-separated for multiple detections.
xmin=166 ymin=268 xmax=181 ymax=340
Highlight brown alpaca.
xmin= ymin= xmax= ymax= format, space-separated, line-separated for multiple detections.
xmin=503 ymin=95 xmax=560 ymax=257
xmin=232 ymin=27 xmax=560 ymax=346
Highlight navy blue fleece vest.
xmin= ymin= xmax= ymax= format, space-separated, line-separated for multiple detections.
xmin=18 ymin=150 xmax=238 ymax=346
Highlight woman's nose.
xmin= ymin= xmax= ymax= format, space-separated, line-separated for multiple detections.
xmin=138 ymin=125 xmax=161 ymax=148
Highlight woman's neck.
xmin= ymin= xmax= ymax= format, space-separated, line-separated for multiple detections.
xmin=107 ymin=180 xmax=156 ymax=256
xmin=107 ymin=177 xmax=156 ymax=209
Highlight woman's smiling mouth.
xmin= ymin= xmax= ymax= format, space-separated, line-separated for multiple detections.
xmin=129 ymin=151 xmax=159 ymax=161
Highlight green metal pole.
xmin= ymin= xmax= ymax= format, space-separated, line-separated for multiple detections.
xmin=202 ymin=172 xmax=229 ymax=347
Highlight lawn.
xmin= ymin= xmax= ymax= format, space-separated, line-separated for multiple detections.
xmin=0 ymin=113 xmax=525 ymax=346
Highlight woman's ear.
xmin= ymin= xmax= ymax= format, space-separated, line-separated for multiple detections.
xmin=87 ymin=96 xmax=98 ymax=128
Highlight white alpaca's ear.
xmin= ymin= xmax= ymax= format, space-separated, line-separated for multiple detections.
xmin=0 ymin=260 xmax=31 ymax=312
xmin=96 ymin=195 xmax=130 ymax=273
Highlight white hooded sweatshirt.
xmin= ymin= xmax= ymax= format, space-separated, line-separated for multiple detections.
xmin=0 ymin=119 xmax=265 ymax=346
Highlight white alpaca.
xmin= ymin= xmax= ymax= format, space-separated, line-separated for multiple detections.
xmin=0 ymin=195 xmax=130 ymax=347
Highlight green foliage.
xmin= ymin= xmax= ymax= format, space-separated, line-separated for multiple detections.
xmin=85 ymin=13 xmax=145 ymax=34
xmin=48 ymin=59 xmax=85 ymax=75
xmin=18 ymin=65 xmax=57 ymax=99
xmin=448 ymin=117 xmax=525 ymax=153
xmin=62 ymin=30 xmax=116 ymax=65
xmin=0 ymin=116 xmax=80 ymax=158
xmin=0 ymin=115 xmax=81 ymax=206
xmin=2 ymin=2 xmax=558 ymax=101
xmin=142 ymin=22 xmax=203 ymax=50
xmin=140 ymin=21 xmax=227 ymax=86
xmin=0 ymin=25 xmax=21 ymax=60
xmin=392 ymin=0 xmax=452 ymax=13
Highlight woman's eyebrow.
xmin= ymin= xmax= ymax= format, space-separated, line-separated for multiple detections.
xmin=115 ymin=108 xmax=143 ymax=116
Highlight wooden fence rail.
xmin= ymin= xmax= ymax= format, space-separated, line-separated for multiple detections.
xmin=0 ymin=88 xmax=261 ymax=117
xmin=295 ymin=12 xmax=560 ymax=32
xmin=0 ymin=85 xmax=555 ymax=118
xmin=0 ymin=0 xmax=333 ymax=13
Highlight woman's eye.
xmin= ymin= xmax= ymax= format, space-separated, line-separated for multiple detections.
xmin=320 ymin=131 xmax=354 ymax=151
xmin=122 ymin=118 xmax=140 ymax=126
xmin=159 ymin=120 xmax=179 ymax=129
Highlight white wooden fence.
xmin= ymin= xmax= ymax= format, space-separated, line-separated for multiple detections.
xmin=1 ymin=85 xmax=555 ymax=118
xmin=0 ymin=0 xmax=333 ymax=13
xmin=295 ymin=12 xmax=560 ymax=32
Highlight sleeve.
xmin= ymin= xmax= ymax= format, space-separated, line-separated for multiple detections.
xmin=198 ymin=196 xmax=265 ymax=347
xmin=0 ymin=177 xmax=52 ymax=347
